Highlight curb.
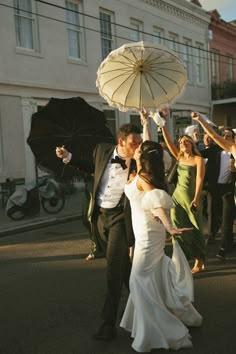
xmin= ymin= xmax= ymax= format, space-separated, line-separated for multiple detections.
xmin=0 ymin=213 xmax=81 ymax=238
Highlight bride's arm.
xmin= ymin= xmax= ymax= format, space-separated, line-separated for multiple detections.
xmin=151 ymin=207 xmax=192 ymax=236
xmin=151 ymin=207 xmax=174 ymax=231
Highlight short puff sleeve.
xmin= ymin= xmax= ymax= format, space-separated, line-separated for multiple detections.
xmin=141 ymin=189 xmax=173 ymax=211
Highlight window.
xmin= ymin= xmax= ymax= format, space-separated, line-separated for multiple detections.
xmin=100 ymin=9 xmax=115 ymax=60
xmin=208 ymin=29 xmax=213 ymax=40
xmin=130 ymin=114 xmax=142 ymax=130
xmin=152 ymin=27 xmax=164 ymax=45
xmin=14 ymin=0 xmax=38 ymax=50
xmin=66 ymin=0 xmax=84 ymax=60
xmin=129 ymin=19 xmax=143 ymax=42
xmin=103 ymin=110 xmax=116 ymax=139
xmin=211 ymin=50 xmax=220 ymax=84
xmin=227 ymin=55 xmax=233 ymax=81
xmin=195 ymin=43 xmax=204 ymax=85
xmin=182 ymin=38 xmax=192 ymax=82
xmin=168 ymin=33 xmax=178 ymax=52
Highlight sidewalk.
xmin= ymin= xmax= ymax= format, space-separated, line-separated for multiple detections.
xmin=0 ymin=184 xmax=86 ymax=237
xmin=1 ymin=184 xmax=236 ymax=242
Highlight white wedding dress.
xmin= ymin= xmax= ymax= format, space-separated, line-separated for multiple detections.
xmin=120 ymin=176 xmax=202 ymax=353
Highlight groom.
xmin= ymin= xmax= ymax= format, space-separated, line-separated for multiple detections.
xmin=56 ymin=122 xmax=143 ymax=340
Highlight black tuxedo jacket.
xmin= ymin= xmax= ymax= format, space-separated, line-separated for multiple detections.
xmin=201 ymin=144 xmax=221 ymax=191
xmin=71 ymin=142 xmax=136 ymax=247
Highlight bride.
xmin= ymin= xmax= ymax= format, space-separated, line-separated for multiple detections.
xmin=120 ymin=140 xmax=202 ymax=353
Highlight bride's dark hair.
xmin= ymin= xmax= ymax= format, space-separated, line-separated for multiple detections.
xmin=138 ymin=141 xmax=168 ymax=192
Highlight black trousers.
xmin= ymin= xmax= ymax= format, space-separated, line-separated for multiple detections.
xmin=97 ymin=206 xmax=131 ymax=326
xmin=210 ymin=183 xmax=235 ymax=251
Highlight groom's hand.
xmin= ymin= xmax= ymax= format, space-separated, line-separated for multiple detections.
xmin=56 ymin=145 xmax=69 ymax=159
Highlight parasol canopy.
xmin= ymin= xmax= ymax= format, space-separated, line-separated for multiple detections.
xmin=27 ymin=96 xmax=115 ymax=178
xmin=96 ymin=41 xmax=187 ymax=112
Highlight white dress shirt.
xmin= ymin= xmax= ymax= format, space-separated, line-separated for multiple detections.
xmin=96 ymin=149 xmax=130 ymax=208
xmin=217 ymin=151 xmax=232 ymax=184
xmin=62 ymin=148 xmax=130 ymax=208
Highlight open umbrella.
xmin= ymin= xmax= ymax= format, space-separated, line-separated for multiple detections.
xmin=96 ymin=41 xmax=187 ymax=112
xmin=27 ymin=96 xmax=115 ymax=179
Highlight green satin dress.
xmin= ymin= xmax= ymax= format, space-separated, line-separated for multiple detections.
xmin=171 ymin=164 xmax=206 ymax=260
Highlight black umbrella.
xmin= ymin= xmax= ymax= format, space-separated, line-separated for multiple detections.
xmin=27 ymin=96 xmax=115 ymax=179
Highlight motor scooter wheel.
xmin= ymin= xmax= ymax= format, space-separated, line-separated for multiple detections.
xmin=41 ymin=196 xmax=65 ymax=214
xmin=7 ymin=205 xmax=26 ymax=220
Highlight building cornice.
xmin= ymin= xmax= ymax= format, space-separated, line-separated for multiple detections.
xmin=210 ymin=20 xmax=236 ymax=40
xmin=141 ymin=0 xmax=210 ymax=29
xmin=0 ymin=80 xmax=98 ymax=96
xmin=210 ymin=25 xmax=236 ymax=41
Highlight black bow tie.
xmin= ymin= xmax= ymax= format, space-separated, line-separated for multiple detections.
xmin=111 ymin=156 xmax=127 ymax=170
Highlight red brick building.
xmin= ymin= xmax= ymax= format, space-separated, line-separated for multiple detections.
xmin=208 ymin=10 xmax=236 ymax=128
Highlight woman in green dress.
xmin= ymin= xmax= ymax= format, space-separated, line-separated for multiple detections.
xmin=160 ymin=123 xmax=206 ymax=274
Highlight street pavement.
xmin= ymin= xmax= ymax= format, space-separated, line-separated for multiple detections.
xmin=0 ymin=218 xmax=235 ymax=354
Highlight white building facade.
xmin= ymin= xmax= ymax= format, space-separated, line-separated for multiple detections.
xmin=0 ymin=0 xmax=211 ymax=184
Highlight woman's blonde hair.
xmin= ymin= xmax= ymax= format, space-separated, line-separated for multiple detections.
xmin=177 ymin=134 xmax=201 ymax=158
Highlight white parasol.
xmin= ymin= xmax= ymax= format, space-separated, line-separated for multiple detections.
xmin=96 ymin=41 xmax=187 ymax=112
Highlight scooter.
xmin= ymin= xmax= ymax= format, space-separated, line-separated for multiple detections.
xmin=6 ymin=176 xmax=65 ymax=221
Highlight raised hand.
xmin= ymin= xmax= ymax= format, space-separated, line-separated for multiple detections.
xmin=55 ymin=145 xmax=69 ymax=159
xmin=159 ymin=108 xmax=169 ymax=119
xmin=139 ymin=107 xmax=149 ymax=125
xmin=191 ymin=112 xmax=200 ymax=121
xmin=139 ymin=108 xmax=151 ymax=141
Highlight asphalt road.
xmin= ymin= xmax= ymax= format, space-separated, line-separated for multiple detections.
xmin=0 ymin=220 xmax=235 ymax=354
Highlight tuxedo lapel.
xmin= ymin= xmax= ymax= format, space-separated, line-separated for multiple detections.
xmin=91 ymin=142 xmax=135 ymax=247
xmin=93 ymin=144 xmax=115 ymax=194
xmin=94 ymin=146 xmax=136 ymax=186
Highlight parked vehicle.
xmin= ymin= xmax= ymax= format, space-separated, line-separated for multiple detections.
xmin=6 ymin=176 xmax=65 ymax=221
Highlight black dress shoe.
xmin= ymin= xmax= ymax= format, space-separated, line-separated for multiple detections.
xmin=207 ymin=235 xmax=216 ymax=244
xmin=216 ymin=248 xmax=225 ymax=260
xmin=93 ymin=322 xmax=117 ymax=341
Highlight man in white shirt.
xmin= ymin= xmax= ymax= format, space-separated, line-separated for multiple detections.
xmin=56 ymin=122 xmax=143 ymax=341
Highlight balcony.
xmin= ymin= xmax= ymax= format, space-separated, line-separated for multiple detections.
xmin=212 ymin=80 xmax=236 ymax=100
